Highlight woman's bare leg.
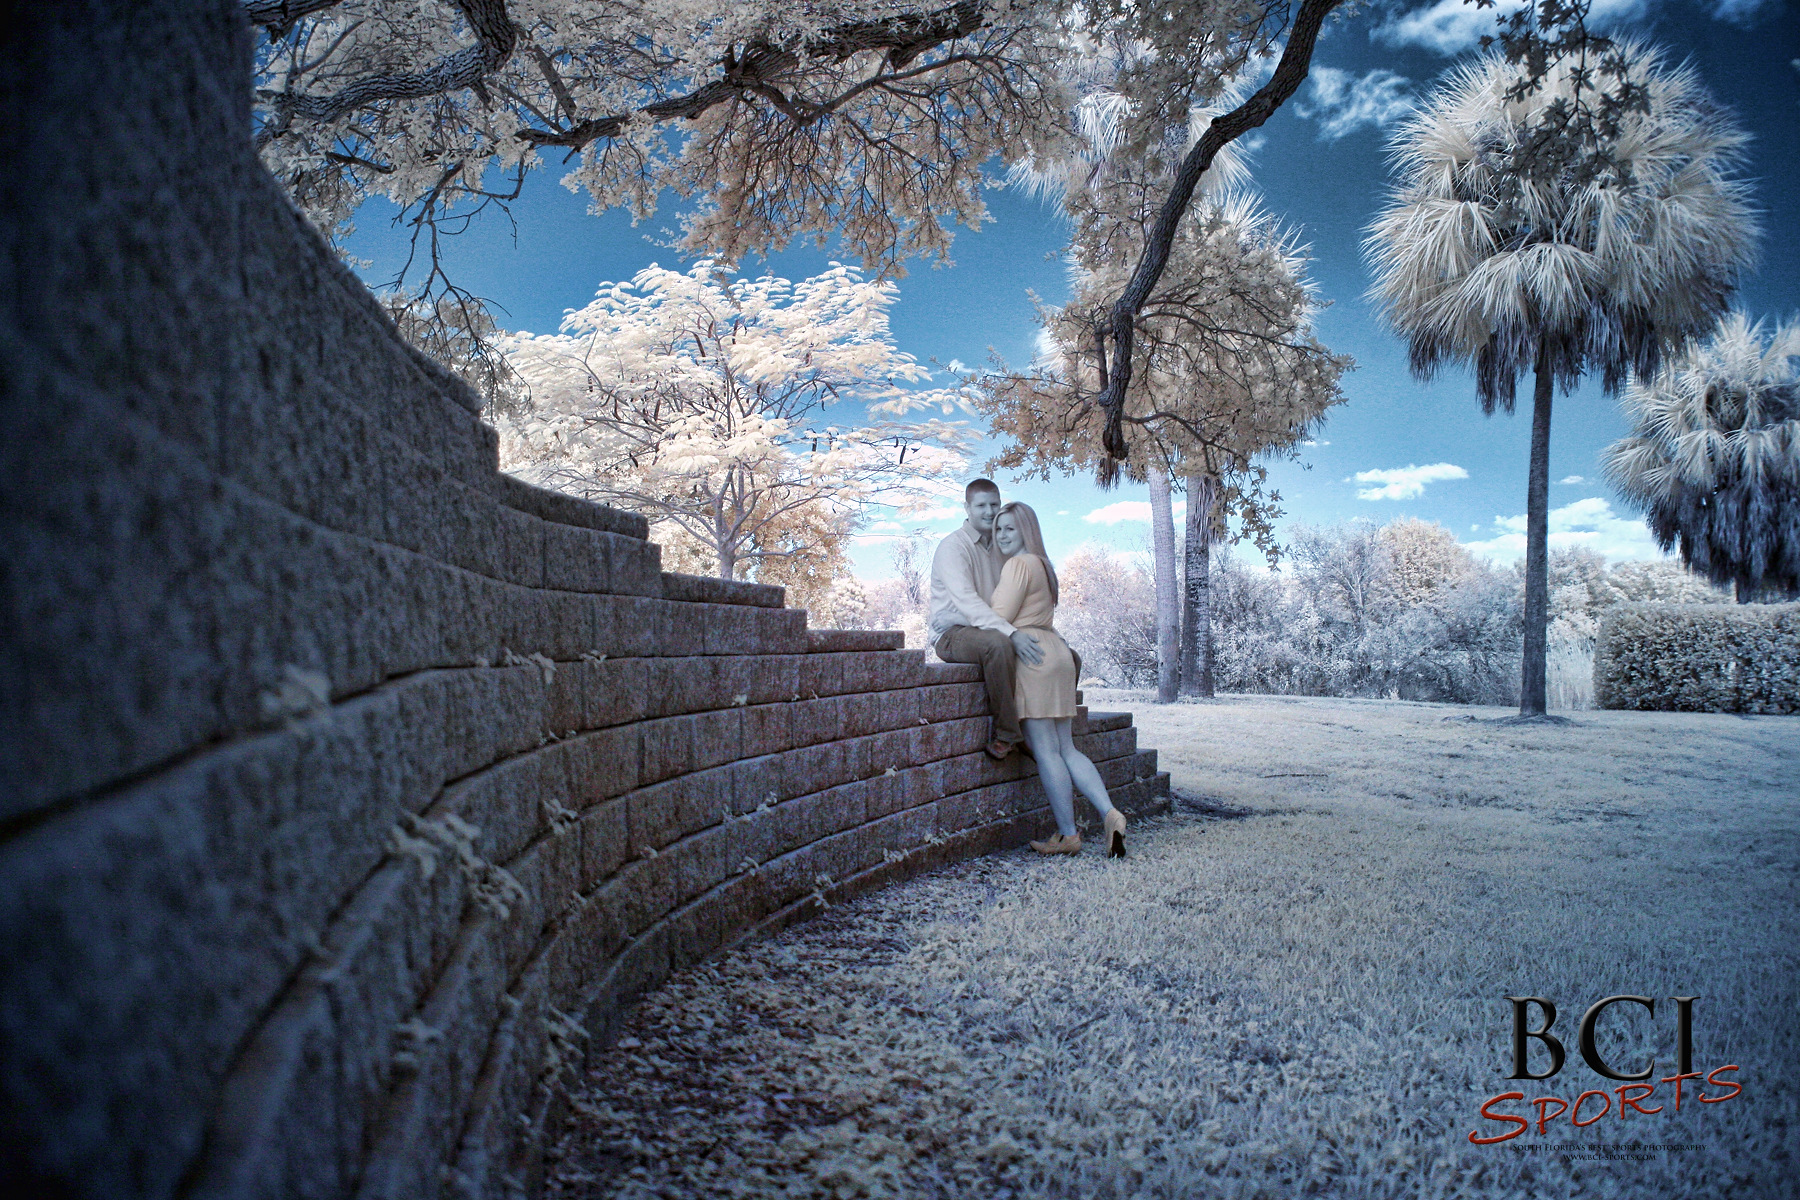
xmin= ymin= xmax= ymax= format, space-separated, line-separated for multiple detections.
xmin=1055 ymin=718 xmax=1116 ymax=819
xmin=1024 ymin=718 xmax=1078 ymax=837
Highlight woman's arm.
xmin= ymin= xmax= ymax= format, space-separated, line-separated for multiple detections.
xmin=989 ymin=555 xmax=1031 ymax=625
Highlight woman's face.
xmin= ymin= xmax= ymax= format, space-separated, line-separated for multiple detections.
xmin=994 ymin=511 xmax=1024 ymax=556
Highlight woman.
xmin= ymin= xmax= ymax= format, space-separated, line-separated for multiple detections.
xmin=989 ymin=501 xmax=1127 ymax=858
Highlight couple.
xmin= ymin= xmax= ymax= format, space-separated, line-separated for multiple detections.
xmin=927 ymin=479 xmax=1127 ymax=858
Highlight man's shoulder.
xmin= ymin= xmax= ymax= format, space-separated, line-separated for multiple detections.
xmin=932 ymin=526 xmax=973 ymax=558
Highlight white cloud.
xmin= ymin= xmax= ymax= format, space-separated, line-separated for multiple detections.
xmin=1463 ymin=496 xmax=1667 ymax=563
xmin=1376 ymin=0 xmax=1649 ymax=56
xmin=1084 ymin=501 xmax=1152 ymax=525
xmin=944 ymin=358 xmax=967 ymax=375
xmin=1352 ymin=462 xmax=1469 ymax=501
xmin=1713 ymin=0 xmax=1773 ymax=23
xmin=1083 ymin=499 xmax=1187 ymax=525
xmin=1298 ymin=67 xmax=1416 ymax=139
xmin=904 ymin=505 xmax=963 ymax=522
xmin=1303 ymin=438 xmax=1331 ymax=448
xmin=1558 ymin=475 xmax=1586 ymax=485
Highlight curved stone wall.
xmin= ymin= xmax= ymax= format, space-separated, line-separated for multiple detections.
xmin=0 ymin=4 xmax=1169 ymax=1198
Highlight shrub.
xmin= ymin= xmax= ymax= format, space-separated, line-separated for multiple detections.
xmin=1594 ymin=603 xmax=1800 ymax=713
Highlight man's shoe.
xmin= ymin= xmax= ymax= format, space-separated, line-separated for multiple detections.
xmin=984 ymin=739 xmax=1013 ymax=761
xmin=1029 ymin=832 xmax=1082 ymax=855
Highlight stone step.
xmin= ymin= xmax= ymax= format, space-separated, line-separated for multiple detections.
xmin=495 ymin=472 xmax=649 ymax=539
xmin=807 ymin=629 xmax=906 ymax=653
xmin=1082 ymin=710 xmax=1133 ymax=734
xmin=659 ymin=573 xmax=786 ymax=608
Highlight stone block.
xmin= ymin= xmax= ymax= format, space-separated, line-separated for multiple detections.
xmin=806 ymin=629 xmax=904 ymax=653
xmin=688 ymin=708 xmax=744 ymax=773
xmin=671 ymin=823 xmax=745 ymax=911
xmin=494 ymin=473 xmax=649 ymax=540
xmin=740 ymin=702 xmax=793 ymax=759
xmin=729 ymin=757 xmax=784 ymax=815
xmin=641 ymin=656 xmax=719 ymax=719
xmin=603 ymin=596 xmax=661 ymax=658
xmin=777 ymin=740 xmax=846 ymax=802
xmin=793 ymin=653 xmax=846 ymax=699
xmin=626 ymin=767 xmax=732 ymax=853
xmin=567 ymin=724 xmax=640 ymax=807
xmin=788 ymin=695 xmax=844 ymax=747
xmin=859 ymin=771 xmax=912 ymax=823
xmin=588 ymin=922 xmax=673 ymax=1023
xmin=540 ymin=519 xmax=607 ymax=594
xmin=661 ymin=573 xmax=785 ymax=608
xmin=609 ymin=851 xmax=678 ymax=938
xmin=575 ymin=656 xmax=649 ymax=730
xmin=559 ymin=892 xmax=627 ymax=991
xmin=577 ymin=798 xmax=629 ymax=888
xmin=933 ymin=752 xmax=986 ymax=800
xmin=917 ymin=716 xmax=988 ymax=763
xmin=919 ymin=683 xmax=989 ymax=722
xmin=652 ymin=600 xmax=707 ymax=657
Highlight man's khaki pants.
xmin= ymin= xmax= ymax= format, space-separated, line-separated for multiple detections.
xmin=935 ymin=625 xmax=1022 ymax=746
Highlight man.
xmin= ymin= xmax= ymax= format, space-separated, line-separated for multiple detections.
xmin=928 ymin=479 xmax=1043 ymax=760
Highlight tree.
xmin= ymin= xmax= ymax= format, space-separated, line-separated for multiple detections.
xmin=1378 ymin=518 xmax=1474 ymax=607
xmin=1146 ymin=466 xmax=1180 ymax=701
xmin=1364 ymin=40 xmax=1757 ymax=718
xmin=247 ymin=0 xmax=1354 ymax=407
xmin=498 ymin=261 xmax=971 ymax=580
xmin=1603 ymin=313 xmax=1800 ymax=601
xmin=1055 ymin=547 xmax=1159 ymax=687
xmin=977 ymin=191 xmax=1349 ymax=699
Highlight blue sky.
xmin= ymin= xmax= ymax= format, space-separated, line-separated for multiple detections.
xmin=344 ymin=0 xmax=1799 ymax=580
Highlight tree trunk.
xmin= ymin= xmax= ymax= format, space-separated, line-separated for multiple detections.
xmin=1179 ymin=472 xmax=1217 ymax=698
xmin=1148 ymin=469 xmax=1180 ymax=703
xmin=1519 ymin=351 xmax=1554 ymax=716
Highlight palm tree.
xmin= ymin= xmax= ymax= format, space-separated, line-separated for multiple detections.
xmin=1364 ymin=42 xmax=1757 ymax=717
xmin=1604 ymin=313 xmax=1800 ymax=600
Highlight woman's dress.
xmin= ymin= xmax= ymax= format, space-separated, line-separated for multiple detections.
xmin=989 ymin=553 xmax=1077 ymax=720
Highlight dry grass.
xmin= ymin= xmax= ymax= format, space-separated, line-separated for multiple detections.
xmin=547 ymin=694 xmax=1800 ymax=1199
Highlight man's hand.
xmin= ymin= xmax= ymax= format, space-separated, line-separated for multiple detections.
xmin=1010 ymin=630 xmax=1043 ymax=667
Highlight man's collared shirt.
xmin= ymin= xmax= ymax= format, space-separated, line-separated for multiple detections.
xmin=927 ymin=519 xmax=1016 ymax=647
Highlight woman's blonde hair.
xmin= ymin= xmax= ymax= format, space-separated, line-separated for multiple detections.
xmin=997 ymin=501 xmax=1058 ymax=605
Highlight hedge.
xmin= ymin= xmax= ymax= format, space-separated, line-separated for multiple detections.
xmin=1594 ymin=602 xmax=1800 ymax=713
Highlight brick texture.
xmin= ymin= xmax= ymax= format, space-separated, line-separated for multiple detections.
xmin=0 ymin=5 xmax=1172 ymax=1199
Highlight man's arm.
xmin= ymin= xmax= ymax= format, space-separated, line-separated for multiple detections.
xmin=933 ymin=536 xmax=1017 ymax=638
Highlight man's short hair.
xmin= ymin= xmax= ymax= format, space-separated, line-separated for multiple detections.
xmin=965 ymin=478 xmax=1001 ymax=503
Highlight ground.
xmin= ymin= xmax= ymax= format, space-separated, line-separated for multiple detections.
xmin=546 ymin=693 xmax=1800 ymax=1199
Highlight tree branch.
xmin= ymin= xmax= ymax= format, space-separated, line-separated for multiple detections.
xmin=514 ymin=0 xmax=986 ymax=150
xmin=262 ymin=0 xmax=517 ymax=126
xmin=1095 ymin=0 xmax=1344 ymax=460
xmin=245 ymin=0 xmax=344 ymax=40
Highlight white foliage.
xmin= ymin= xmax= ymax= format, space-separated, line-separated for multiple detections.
xmin=252 ymin=1 xmax=1299 ymax=275
xmin=497 ymin=261 xmax=975 ymax=578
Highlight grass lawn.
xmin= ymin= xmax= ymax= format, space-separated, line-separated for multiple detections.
xmin=547 ymin=694 xmax=1800 ymax=1199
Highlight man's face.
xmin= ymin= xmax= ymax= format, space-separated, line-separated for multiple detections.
xmin=966 ymin=490 xmax=1002 ymax=534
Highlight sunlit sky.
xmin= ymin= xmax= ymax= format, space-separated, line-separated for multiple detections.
xmin=344 ymin=0 xmax=1799 ymax=581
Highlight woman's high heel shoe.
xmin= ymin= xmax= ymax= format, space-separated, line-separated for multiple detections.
xmin=1029 ymin=831 xmax=1081 ymax=855
xmin=1103 ymin=809 xmax=1127 ymax=858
